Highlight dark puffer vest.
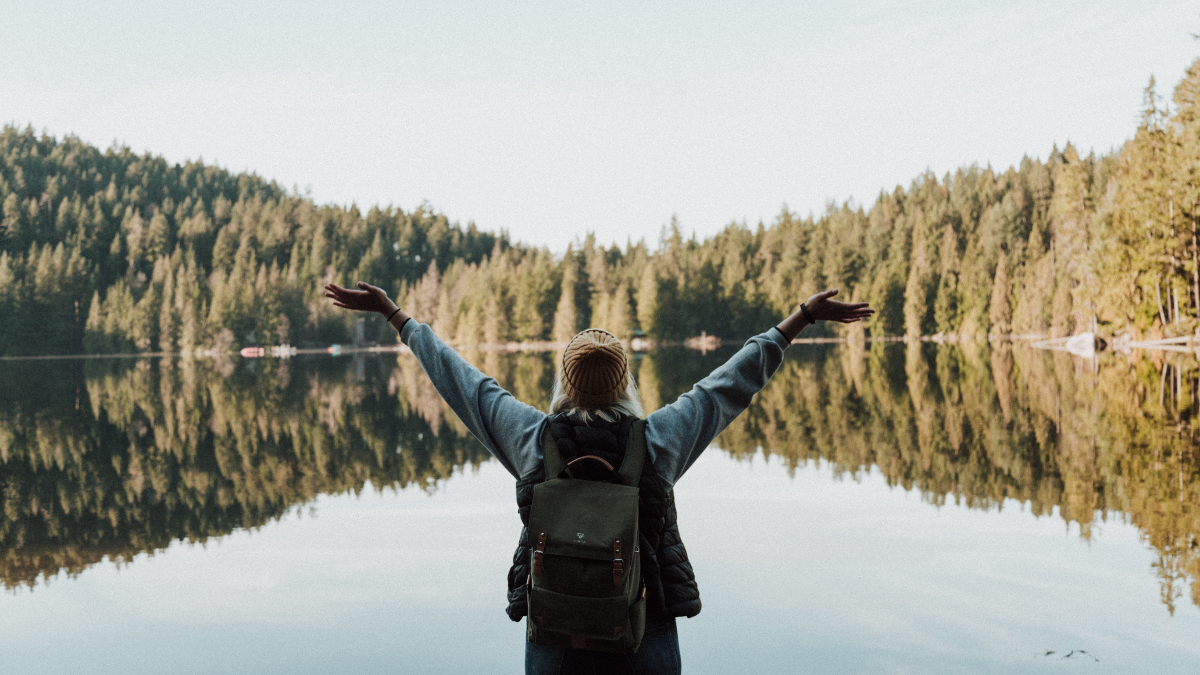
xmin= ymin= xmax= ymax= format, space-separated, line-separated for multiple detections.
xmin=506 ymin=413 xmax=702 ymax=621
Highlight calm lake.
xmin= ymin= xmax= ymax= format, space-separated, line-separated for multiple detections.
xmin=1 ymin=342 xmax=1198 ymax=674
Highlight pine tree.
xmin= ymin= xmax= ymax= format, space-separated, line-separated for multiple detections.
xmin=636 ymin=263 xmax=660 ymax=338
xmin=1172 ymin=59 xmax=1200 ymax=318
xmin=607 ymin=281 xmax=632 ymax=339
xmin=933 ymin=223 xmax=960 ymax=334
xmin=903 ymin=208 xmax=935 ymax=337
xmin=1049 ymin=144 xmax=1093 ymax=336
xmin=408 ymin=259 xmax=441 ymax=323
xmin=83 ymin=290 xmax=105 ymax=353
xmin=553 ymin=248 xmax=579 ymax=343
xmin=483 ymin=297 xmax=501 ymax=347
xmin=988 ymin=250 xmax=1012 ymax=335
xmin=158 ymin=256 xmax=178 ymax=353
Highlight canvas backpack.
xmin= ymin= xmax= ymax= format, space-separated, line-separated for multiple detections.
xmin=525 ymin=418 xmax=647 ymax=653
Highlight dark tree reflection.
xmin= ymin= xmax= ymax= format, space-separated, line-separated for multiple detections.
xmin=2 ymin=343 xmax=1198 ymax=613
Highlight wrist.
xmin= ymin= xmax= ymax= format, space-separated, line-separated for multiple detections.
xmin=385 ymin=306 xmax=411 ymax=332
xmin=800 ymin=302 xmax=816 ymax=324
xmin=776 ymin=307 xmax=810 ymax=342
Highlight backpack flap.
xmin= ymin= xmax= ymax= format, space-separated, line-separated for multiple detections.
xmin=529 ymin=479 xmax=639 ymax=560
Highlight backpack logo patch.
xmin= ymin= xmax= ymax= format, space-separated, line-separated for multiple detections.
xmin=576 ymin=533 xmax=585 ymax=539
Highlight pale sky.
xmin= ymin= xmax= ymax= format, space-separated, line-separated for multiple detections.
xmin=1 ymin=1 xmax=1197 ymax=251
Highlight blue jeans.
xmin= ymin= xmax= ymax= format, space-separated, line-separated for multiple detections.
xmin=525 ymin=616 xmax=682 ymax=675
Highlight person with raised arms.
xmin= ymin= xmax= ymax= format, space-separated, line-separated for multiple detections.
xmin=325 ymin=280 xmax=872 ymax=675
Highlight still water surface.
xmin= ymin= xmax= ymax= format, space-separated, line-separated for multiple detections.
xmin=1 ymin=343 xmax=1198 ymax=673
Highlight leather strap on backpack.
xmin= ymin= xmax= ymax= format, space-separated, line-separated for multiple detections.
xmin=534 ymin=530 xmax=547 ymax=576
xmin=612 ymin=537 xmax=624 ymax=586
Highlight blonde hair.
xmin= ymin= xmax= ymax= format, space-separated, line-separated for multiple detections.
xmin=549 ymin=372 xmax=645 ymax=423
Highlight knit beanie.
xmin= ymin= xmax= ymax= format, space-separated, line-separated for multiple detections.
xmin=561 ymin=329 xmax=629 ymax=408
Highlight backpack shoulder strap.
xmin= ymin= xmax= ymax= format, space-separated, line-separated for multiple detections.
xmin=541 ymin=420 xmax=566 ymax=478
xmin=616 ymin=418 xmax=646 ymax=487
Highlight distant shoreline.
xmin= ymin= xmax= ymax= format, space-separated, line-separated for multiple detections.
xmin=1 ymin=332 xmax=1167 ymax=362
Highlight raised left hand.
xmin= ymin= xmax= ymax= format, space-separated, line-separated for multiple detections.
xmin=803 ymin=289 xmax=874 ymax=324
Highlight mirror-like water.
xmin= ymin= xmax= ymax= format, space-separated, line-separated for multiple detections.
xmin=1 ymin=343 xmax=1199 ymax=673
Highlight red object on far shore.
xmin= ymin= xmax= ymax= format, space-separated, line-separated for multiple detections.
xmin=240 ymin=347 xmax=266 ymax=358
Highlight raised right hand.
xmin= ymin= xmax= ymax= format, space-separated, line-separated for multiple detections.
xmin=324 ymin=282 xmax=399 ymax=316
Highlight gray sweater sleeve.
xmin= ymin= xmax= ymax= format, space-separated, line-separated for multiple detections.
xmin=399 ymin=320 xmax=547 ymax=479
xmin=399 ymin=320 xmax=788 ymax=485
xmin=645 ymin=329 xmax=791 ymax=486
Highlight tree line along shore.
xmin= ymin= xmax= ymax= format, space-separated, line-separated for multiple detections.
xmin=1 ymin=61 xmax=1199 ymax=358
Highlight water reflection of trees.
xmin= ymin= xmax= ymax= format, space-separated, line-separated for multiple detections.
xmin=677 ymin=342 xmax=1198 ymax=614
xmin=3 ymin=344 xmax=1198 ymax=613
xmin=0 ymin=354 xmax=496 ymax=590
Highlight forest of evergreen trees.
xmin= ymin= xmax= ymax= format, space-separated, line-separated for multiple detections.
xmin=1 ymin=60 xmax=1199 ymax=357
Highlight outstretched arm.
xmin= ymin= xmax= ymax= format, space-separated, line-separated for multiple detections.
xmin=324 ymin=282 xmax=547 ymax=479
xmin=646 ymin=288 xmax=873 ymax=485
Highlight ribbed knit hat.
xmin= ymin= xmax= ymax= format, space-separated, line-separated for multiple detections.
xmin=561 ymin=329 xmax=629 ymax=408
